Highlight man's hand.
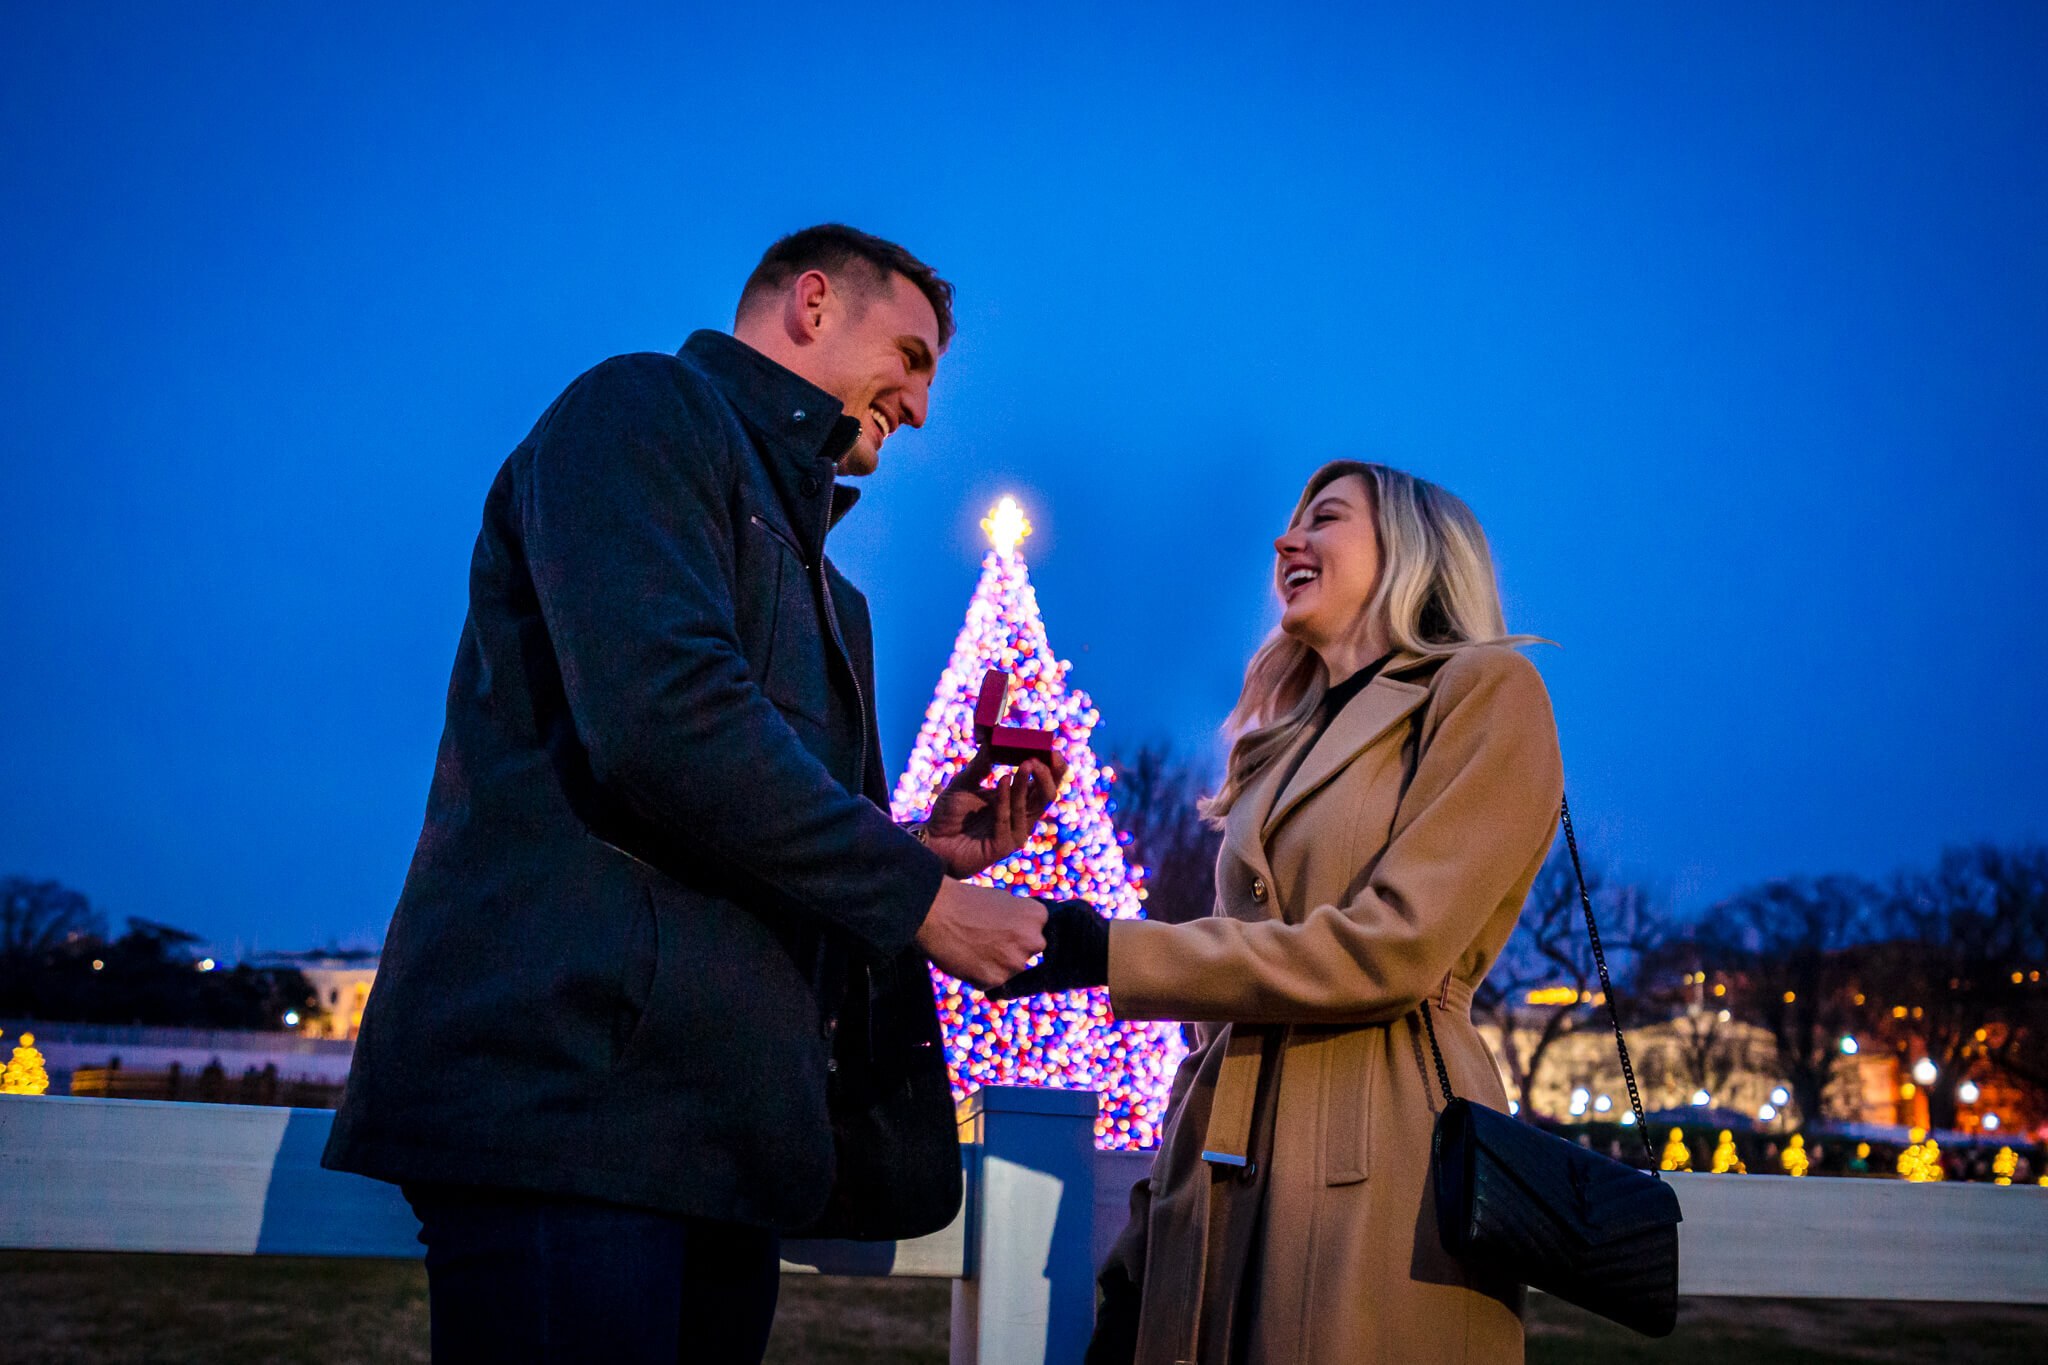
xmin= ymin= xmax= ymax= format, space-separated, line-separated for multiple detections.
xmin=985 ymin=900 xmax=1110 ymax=1000
xmin=921 ymin=746 xmax=1069 ymax=878
xmin=916 ymin=880 xmax=1049 ymax=990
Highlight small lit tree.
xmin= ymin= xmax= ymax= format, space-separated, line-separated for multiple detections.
xmin=1 ymin=1032 xmax=49 ymax=1096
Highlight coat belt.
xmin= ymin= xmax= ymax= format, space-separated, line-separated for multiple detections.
xmin=1199 ymin=973 xmax=1477 ymax=1169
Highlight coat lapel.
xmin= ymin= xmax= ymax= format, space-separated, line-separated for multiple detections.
xmin=1260 ymin=670 xmax=1431 ymax=843
xmin=1220 ymin=731 xmax=1305 ymax=895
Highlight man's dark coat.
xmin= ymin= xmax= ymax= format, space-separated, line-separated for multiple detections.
xmin=324 ymin=332 xmax=957 ymax=1237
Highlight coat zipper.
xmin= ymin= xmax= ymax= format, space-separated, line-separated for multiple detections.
xmin=815 ymin=547 xmax=867 ymax=792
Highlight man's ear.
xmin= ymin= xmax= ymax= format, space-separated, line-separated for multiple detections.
xmin=781 ymin=269 xmax=835 ymax=346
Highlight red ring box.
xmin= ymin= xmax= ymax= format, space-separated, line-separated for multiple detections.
xmin=974 ymin=669 xmax=1056 ymax=764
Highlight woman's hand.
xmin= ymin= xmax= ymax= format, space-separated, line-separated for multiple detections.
xmin=921 ymin=744 xmax=1069 ymax=878
xmin=986 ymin=900 xmax=1111 ymax=999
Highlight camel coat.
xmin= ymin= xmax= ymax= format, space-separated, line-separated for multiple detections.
xmin=1102 ymin=645 xmax=1564 ymax=1365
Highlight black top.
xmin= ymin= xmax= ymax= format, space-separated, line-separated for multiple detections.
xmin=1274 ymin=650 xmax=1398 ymax=799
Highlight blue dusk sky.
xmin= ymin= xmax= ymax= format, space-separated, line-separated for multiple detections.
xmin=3 ymin=5 xmax=2044 ymax=954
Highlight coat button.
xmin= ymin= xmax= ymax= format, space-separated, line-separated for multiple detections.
xmin=793 ymin=408 xmax=806 ymax=421
xmin=1250 ymin=876 xmax=1267 ymax=903
xmin=801 ymin=474 xmax=821 ymax=497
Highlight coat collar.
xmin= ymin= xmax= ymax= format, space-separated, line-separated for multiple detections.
xmin=679 ymin=330 xmax=866 ymax=548
xmin=1259 ymin=658 xmax=1432 ymax=841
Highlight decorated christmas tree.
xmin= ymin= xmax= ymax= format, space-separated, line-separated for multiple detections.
xmin=892 ymin=497 xmax=1188 ymax=1150
xmin=1 ymin=1032 xmax=48 ymax=1096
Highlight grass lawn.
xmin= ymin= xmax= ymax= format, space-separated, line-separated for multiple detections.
xmin=1524 ymin=1292 xmax=2048 ymax=1365
xmin=0 ymin=1252 xmax=2040 ymax=1363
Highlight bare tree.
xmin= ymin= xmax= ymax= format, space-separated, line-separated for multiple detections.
xmin=1474 ymin=842 xmax=1661 ymax=1115
xmin=0 ymin=877 xmax=106 ymax=1013
xmin=1868 ymin=844 xmax=2048 ymax=1127
xmin=1109 ymin=744 xmax=1222 ymax=926
xmin=1695 ymin=876 xmax=1878 ymax=1126
xmin=0 ymin=877 xmax=103 ymax=963
xmin=1633 ymin=937 xmax=1751 ymax=1107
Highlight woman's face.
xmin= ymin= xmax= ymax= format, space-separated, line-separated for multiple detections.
xmin=1274 ymin=474 xmax=1382 ymax=655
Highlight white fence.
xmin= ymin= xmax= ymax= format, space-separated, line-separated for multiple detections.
xmin=1 ymin=1088 xmax=2043 ymax=1364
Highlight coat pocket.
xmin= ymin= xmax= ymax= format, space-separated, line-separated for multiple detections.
xmin=612 ymin=884 xmax=661 ymax=1066
xmin=745 ymin=514 xmax=831 ymax=724
xmin=612 ymin=883 xmax=672 ymax=1072
xmin=1319 ymin=1027 xmax=1374 ymax=1186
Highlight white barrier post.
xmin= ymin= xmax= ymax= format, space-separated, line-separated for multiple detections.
xmin=951 ymin=1086 xmax=1101 ymax=1365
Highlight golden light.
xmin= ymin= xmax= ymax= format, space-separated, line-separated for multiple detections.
xmin=1525 ymin=986 xmax=1580 ymax=1006
xmin=982 ymin=496 xmax=1032 ymax=557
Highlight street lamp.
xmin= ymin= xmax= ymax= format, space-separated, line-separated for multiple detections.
xmin=1911 ymin=1058 xmax=1938 ymax=1086
xmin=1958 ymin=1080 xmax=1981 ymax=1104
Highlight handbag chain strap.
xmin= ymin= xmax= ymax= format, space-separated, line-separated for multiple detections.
xmin=1417 ymin=795 xmax=1659 ymax=1172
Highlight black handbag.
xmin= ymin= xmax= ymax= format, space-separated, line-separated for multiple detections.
xmin=1419 ymin=797 xmax=1683 ymax=1338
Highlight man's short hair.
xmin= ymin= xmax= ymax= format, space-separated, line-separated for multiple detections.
xmin=739 ymin=224 xmax=955 ymax=347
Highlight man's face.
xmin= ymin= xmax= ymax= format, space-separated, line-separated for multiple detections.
xmin=812 ymin=274 xmax=943 ymax=476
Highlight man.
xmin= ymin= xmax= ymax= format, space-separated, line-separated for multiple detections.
xmin=325 ymin=225 xmax=1060 ymax=1363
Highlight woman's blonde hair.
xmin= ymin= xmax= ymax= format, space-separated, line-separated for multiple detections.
xmin=1202 ymin=460 xmax=1529 ymax=821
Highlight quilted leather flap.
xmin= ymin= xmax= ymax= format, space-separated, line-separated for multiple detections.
xmin=1463 ymin=1102 xmax=1682 ymax=1245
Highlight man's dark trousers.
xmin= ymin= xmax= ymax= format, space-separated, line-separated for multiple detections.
xmin=406 ymin=1184 xmax=781 ymax=1364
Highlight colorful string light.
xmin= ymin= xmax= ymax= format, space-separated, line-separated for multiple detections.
xmin=892 ymin=498 xmax=1188 ymax=1150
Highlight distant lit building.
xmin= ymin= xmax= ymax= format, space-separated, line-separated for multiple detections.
xmin=1478 ymin=1015 xmax=2042 ymax=1138
xmin=260 ymin=949 xmax=380 ymax=1040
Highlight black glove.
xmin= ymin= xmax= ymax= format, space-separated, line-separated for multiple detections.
xmin=986 ymin=899 xmax=1110 ymax=999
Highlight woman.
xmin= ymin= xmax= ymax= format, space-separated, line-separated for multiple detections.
xmin=998 ymin=460 xmax=1563 ymax=1364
